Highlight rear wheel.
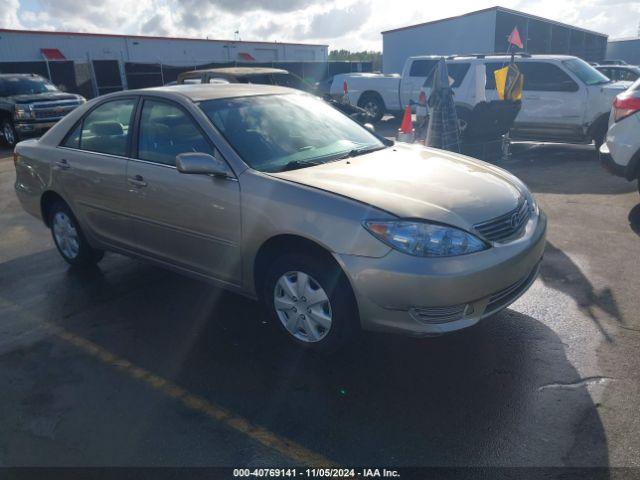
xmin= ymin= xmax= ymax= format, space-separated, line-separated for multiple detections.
xmin=358 ymin=93 xmax=385 ymax=123
xmin=2 ymin=120 xmax=18 ymax=147
xmin=263 ymin=253 xmax=359 ymax=353
xmin=49 ymin=201 xmax=104 ymax=267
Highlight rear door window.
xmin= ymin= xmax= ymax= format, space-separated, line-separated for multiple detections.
xmin=137 ymin=99 xmax=214 ymax=166
xmin=75 ymin=98 xmax=137 ymax=156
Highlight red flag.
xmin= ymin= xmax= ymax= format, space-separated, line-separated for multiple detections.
xmin=508 ymin=27 xmax=523 ymax=49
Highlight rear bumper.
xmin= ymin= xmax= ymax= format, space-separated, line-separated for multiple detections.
xmin=337 ymin=211 xmax=547 ymax=337
xmin=599 ymin=143 xmax=627 ymax=177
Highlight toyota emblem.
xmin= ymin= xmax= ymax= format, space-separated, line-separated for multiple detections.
xmin=510 ymin=212 xmax=519 ymax=228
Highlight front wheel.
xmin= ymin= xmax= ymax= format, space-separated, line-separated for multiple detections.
xmin=49 ymin=201 xmax=104 ymax=267
xmin=263 ymin=253 xmax=359 ymax=353
xmin=2 ymin=120 xmax=18 ymax=147
xmin=358 ymin=94 xmax=385 ymax=123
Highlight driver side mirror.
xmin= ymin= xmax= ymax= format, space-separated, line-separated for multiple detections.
xmin=176 ymin=152 xmax=233 ymax=178
xmin=363 ymin=123 xmax=375 ymax=133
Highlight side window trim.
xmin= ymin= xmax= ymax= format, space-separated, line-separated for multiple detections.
xmin=57 ymin=95 xmax=139 ymax=158
xmin=134 ymin=96 xmax=233 ymax=174
xmin=60 ymin=119 xmax=83 ymax=148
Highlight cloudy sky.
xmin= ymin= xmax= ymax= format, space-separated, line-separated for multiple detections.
xmin=1 ymin=0 xmax=638 ymax=50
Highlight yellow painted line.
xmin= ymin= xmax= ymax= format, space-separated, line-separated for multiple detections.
xmin=52 ymin=326 xmax=337 ymax=467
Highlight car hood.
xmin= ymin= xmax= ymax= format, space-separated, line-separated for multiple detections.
xmin=271 ymin=143 xmax=525 ymax=229
xmin=602 ymin=80 xmax=633 ymax=91
xmin=10 ymin=92 xmax=80 ymax=104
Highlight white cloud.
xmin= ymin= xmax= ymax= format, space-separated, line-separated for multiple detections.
xmin=1 ymin=0 xmax=638 ymax=51
xmin=0 ymin=0 xmax=23 ymax=29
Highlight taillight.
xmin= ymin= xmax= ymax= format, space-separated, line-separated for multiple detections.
xmin=613 ymin=93 xmax=640 ymax=122
xmin=418 ymin=90 xmax=427 ymax=105
xmin=342 ymin=80 xmax=348 ymax=95
xmin=13 ymin=151 xmax=18 ymax=165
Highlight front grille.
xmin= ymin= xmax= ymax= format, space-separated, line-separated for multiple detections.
xmin=409 ymin=304 xmax=467 ymax=324
xmin=31 ymin=100 xmax=81 ymax=120
xmin=484 ymin=263 xmax=540 ymax=315
xmin=473 ymin=199 xmax=531 ymax=242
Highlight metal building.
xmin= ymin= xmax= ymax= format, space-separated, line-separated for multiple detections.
xmin=606 ymin=38 xmax=640 ymax=65
xmin=382 ymin=6 xmax=608 ymax=73
xmin=0 ymin=28 xmax=328 ymax=97
xmin=0 ymin=28 xmax=327 ymax=64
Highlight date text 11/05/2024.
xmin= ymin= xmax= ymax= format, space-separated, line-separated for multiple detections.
xmin=233 ymin=468 xmax=401 ymax=478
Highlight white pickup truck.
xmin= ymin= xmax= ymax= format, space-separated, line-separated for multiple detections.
xmin=331 ymin=54 xmax=631 ymax=148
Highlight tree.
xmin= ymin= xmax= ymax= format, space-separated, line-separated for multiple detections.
xmin=329 ymin=50 xmax=382 ymax=71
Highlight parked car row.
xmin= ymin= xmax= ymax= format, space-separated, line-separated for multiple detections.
xmin=329 ymin=54 xmax=631 ymax=149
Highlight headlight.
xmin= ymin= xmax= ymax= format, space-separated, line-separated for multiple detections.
xmin=14 ymin=105 xmax=34 ymax=120
xmin=363 ymin=220 xmax=489 ymax=257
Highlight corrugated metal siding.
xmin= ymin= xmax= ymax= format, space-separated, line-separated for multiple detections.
xmin=382 ymin=10 xmax=496 ymax=73
xmin=0 ymin=31 xmax=328 ymax=65
xmin=607 ymin=39 xmax=640 ymax=65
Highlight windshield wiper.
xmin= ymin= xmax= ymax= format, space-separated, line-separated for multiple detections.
xmin=337 ymin=145 xmax=386 ymax=160
xmin=278 ymin=159 xmax=323 ymax=172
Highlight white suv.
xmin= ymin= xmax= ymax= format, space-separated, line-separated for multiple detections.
xmin=420 ymin=55 xmax=631 ymax=149
xmin=600 ymin=78 xmax=640 ymax=193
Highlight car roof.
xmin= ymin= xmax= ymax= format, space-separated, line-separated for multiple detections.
xmin=182 ymin=67 xmax=289 ymax=76
xmin=597 ymin=65 xmax=637 ymax=69
xmin=126 ymin=83 xmax=298 ymax=102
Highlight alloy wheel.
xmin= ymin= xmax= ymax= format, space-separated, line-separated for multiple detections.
xmin=3 ymin=124 xmax=15 ymax=146
xmin=52 ymin=211 xmax=80 ymax=260
xmin=273 ymin=271 xmax=332 ymax=343
xmin=363 ymin=101 xmax=379 ymax=118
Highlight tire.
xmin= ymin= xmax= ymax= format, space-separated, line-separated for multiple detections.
xmin=2 ymin=120 xmax=19 ymax=148
xmin=357 ymin=93 xmax=385 ymax=123
xmin=48 ymin=201 xmax=104 ymax=267
xmin=263 ymin=253 xmax=359 ymax=353
xmin=591 ymin=117 xmax=608 ymax=151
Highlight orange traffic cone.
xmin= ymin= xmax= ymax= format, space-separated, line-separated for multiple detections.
xmin=397 ymin=105 xmax=415 ymax=143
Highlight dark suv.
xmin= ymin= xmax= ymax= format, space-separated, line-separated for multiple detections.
xmin=0 ymin=74 xmax=85 ymax=147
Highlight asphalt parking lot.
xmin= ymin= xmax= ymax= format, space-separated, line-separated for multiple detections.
xmin=1 ymin=135 xmax=639 ymax=468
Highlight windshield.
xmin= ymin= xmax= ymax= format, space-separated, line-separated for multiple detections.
xmin=562 ymin=58 xmax=610 ymax=86
xmin=199 ymin=93 xmax=385 ymax=172
xmin=0 ymin=76 xmax=59 ymax=96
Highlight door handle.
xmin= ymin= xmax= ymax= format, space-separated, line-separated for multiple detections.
xmin=55 ymin=159 xmax=70 ymax=170
xmin=128 ymin=174 xmax=147 ymax=188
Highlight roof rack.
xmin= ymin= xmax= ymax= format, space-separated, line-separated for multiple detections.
xmin=445 ymin=52 xmax=532 ymax=59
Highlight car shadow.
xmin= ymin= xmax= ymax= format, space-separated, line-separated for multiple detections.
xmin=0 ymin=250 xmax=610 ymax=469
xmin=538 ymin=242 xmax=624 ymax=342
xmin=506 ymin=143 xmax=636 ymax=195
